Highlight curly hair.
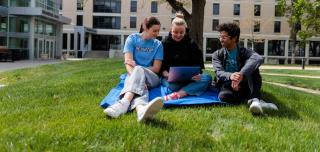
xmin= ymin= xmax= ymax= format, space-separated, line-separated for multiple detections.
xmin=217 ymin=23 xmax=240 ymax=42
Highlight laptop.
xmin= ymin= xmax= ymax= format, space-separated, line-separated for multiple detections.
xmin=167 ymin=66 xmax=201 ymax=82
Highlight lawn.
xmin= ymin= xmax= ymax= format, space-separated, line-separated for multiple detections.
xmin=0 ymin=59 xmax=319 ymax=151
xmin=260 ymin=69 xmax=320 ymax=76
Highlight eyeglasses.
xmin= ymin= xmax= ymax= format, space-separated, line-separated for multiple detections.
xmin=218 ymin=35 xmax=231 ymax=40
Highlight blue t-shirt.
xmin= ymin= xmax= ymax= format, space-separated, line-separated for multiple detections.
xmin=225 ymin=47 xmax=238 ymax=72
xmin=123 ymin=33 xmax=163 ymax=67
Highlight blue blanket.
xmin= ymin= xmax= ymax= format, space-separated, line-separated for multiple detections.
xmin=100 ymin=74 xmax=224 ymax=108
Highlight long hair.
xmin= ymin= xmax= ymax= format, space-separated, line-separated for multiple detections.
xmin=139 ymin=16 xmax=161 ymax=33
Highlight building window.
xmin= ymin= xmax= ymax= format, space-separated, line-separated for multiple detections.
xmin=206 ymin=38 xmax=221 ymax=54
xmin=274 ymin=21 xmax=281 ymax=33
xmin=92 ymin=35 xmax=121 ymax=51
xmin=268 ymin=40 xmax=285 ymax=56
xmin=130 ymin=17 xmax=136 ymax=28
xmin=93 ymin=0 xmax=121 ymax=13
xmin=77 ymin=0 xmax=83 ymax=10
xmin=93 ymin=16 xmax=121 ymax=29
xmin=9 ymin=0 xmax=30 ymax=7
xmin=59 ymin=0 xmax=63 ymax=10
xmin=213 ymin=3 xmax=220 ymax=15
xmin=9 ymin=16 xmax=30 ymax=33
xmin=70 ymin=34 xmax=74 ymax=50
xmin=234 ymin=4 xmax=240 ymax=16
xmin=0 ymin=17 xmax=7 ymax=32
xmin=130 ymin=0 xmax=137 ymax=12
xmin=275 ymin=5 xmax=283 ymax=17
xmin=288 ymin=40 xmax=305 ymax=57
xmin=309 ymin=41 xmax=320 ymax=57
xmin=248 ymin=39 xmax=264 ymax=55
xmin=212 ymin=19 xmax=219 ymax=31
xmin=62 ymin=33 xmax=68 ymax=49
xmin=151 ymin=1 xmax=158 ymax=13
xmin=254 ymin=20 xmax=260 ymax=32
xmin=254 ymin=5 xmax=261 ymax=16
xmin=77 ymin=15 xmax=83 ymax=26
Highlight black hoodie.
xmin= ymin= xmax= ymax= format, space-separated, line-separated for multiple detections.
xmin=161 ymin=34 xmax=205 ymax=74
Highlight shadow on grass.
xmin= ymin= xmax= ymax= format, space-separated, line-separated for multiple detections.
xmin=261 ymin=91 xmax=301 ymax=120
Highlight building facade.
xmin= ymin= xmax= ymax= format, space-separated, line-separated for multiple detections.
xmin=0 ymin=0 xmax=70 ymax=60
xmin=60 ymin=0 xmax=320 ymax=64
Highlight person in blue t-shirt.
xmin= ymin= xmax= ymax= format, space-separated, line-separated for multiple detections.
xmin=104 ymin=17 xmax=164 ymax=122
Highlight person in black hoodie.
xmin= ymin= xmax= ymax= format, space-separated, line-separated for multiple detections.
xmin=161 ymin=14 xmax=212 ymax=101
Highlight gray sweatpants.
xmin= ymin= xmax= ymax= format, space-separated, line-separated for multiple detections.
xmin=119 ymin=66 xmax=160 ymax=110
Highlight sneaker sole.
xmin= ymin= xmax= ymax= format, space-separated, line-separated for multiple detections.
xmin=138 ymin=97 xmax=164 ymax=122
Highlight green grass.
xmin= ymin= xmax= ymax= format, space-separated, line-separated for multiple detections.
xmin=0 ymin=59 xmax=319 ymax=151
xmin=261 ymin=69 xmax=320 ymax=76
xmin=262 ymin=75 xmax=320 ymax=90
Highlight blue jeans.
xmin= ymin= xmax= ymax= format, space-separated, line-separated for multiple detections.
xmin=161 ymin=73 xmax=212 ymax=96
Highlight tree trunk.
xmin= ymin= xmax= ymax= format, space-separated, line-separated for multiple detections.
xmin=190 ymin=0 xmax=205 ymax=50
xmin=290 ymin=23 xmax=297 ymax=64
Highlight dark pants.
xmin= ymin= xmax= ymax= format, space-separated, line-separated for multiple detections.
xmin=218 ymin=71 xmax=262 ymax=104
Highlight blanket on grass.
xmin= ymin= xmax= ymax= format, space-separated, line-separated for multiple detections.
xmin=100 ymin=74 xmax=224 ymax=108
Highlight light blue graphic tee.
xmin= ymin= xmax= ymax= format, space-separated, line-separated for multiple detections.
xmin=225 ymin=47 xmax=238 ymax=72
xmin=123 ymin=33 xmax=163 ymax=67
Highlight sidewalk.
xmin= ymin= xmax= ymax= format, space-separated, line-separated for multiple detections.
xmin=0 ymin=60 xmax=63 ymax=72
xmin=205 ymin=64 xmax=320 ymax=70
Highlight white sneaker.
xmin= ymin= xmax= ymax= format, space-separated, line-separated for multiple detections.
xmin=249 ymin=98 xmax=278 ymax=115
xmin=103 ymin=99 xmax=130 ymax=118
xmin=137 ymin=97 xmax=164 ymax=122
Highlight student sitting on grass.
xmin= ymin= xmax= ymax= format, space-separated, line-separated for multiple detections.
xmin=212 ymin=23 xmax=278 ymax=115
xmin=161 ymin=13 xmax=212 ymax=101
xmin=103 ymin=17 xmax=164 ymax=122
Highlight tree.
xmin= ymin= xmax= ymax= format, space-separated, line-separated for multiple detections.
xmin=279 ymin=0 xmax=320 ymax=64
xmin=164 ymin=0 xmax=206 ymax=50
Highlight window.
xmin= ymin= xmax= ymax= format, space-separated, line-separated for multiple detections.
xmin=274 ymin=21 xmax=281 ymax=33
xmin=93 ymin=16 xmax=121 ymax=29
xmin=62 ymin=33 xmax=67 ymax=49
xmin=93 ymin=0 xmax=121 ymax=13
xmin=77 ymin=15 xmax=83 ymax=26
xmin=77 ymin=0 xmax=83 ymax=10
xmin=213 ymin=3 xmax=220 ymax=15
xmin=289 ymin=40 xmax=305 ymax=57
xmin=254 ymin=5 xmax=261 ymax=16
xmin=254 ymin=20 xmax=260 ymax=32
xmin=275 ymin=5 xmax=283 ymax=17
xmin=151 ymin=1 xmax=158 ymax=13
xmin=130 ymin=0 xmax=137 ymax=12
xmin=212 ymin=19 xmax=219 ymax=31
xmin=130 ymin=17 xmax=136 ymax=28
xmin=70 ymin=34 xmax=74 ymax=50
xmin=59 ymin=0 xmax=63 ymax=10
xmin=234 ymin=4 xmax=240 ymax=16
xmin=0 ymin=17 xmax=7 ymax=32
xmin=268 ymin=40 xmax=285 ymax=56
xmin=309 ymin=41 xmax=320 ymax=57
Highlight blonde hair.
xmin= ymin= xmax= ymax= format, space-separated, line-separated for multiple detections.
xmin=172 ymin=12 xmax=187 ymax=28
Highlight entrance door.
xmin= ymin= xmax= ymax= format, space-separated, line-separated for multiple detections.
xmin=38 ymin=38 xmax=45 ymax=59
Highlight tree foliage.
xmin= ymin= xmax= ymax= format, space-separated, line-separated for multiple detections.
xmin=278 ymin=0 xmax=320 ymax=63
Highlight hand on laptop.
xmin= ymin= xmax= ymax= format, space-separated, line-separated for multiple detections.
xmin=191 ymin=74 xmax=201 ymax=81
xmin=162 ymin=70 xmax=169 ymax=78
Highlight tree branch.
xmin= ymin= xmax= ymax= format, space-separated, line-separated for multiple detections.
xmin=165 ymin=0 xmax=191 ymax=18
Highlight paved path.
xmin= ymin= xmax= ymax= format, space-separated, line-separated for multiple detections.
xmin=264 ymin=81 xmax=320 ymax=95
xmin=0 ymin=60 xmax=63 ymax=72
xmin=261 ymin=73 xmax=320 ymax=79
xmin=205 ymin=64 xmax=320 ymax=70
